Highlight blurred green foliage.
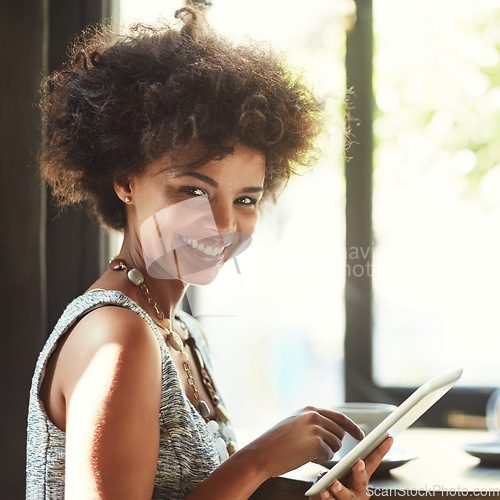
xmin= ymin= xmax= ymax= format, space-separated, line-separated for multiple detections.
xmin=373 ymin=0 xmax=500 ymax=193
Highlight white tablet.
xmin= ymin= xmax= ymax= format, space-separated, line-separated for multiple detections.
xmin=305 ymin=368 xmax=463 ymax=496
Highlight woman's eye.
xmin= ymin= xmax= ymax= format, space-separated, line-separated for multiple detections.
xmin=236 ymin=196 xmax=259 ymax=206
xmin=181 ymin=186 xmax=206 ymax=197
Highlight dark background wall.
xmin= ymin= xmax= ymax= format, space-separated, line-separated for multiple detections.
xmin=0 ymin=0 xmax=47 ymax=493
xmin=0 ymin=0 xmax=108 ymax=496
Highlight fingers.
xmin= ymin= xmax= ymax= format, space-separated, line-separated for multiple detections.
xmin=316 ymin=408 xmax=365 ymax=441
xmin=364 ymin=436 xmax=393 ymax=477
xmin=315 ymin=434 xmax=342 ymax=462
xmin=287 ymin=407 xmax=366 ymax=466
xmin=295 ymin=408 xmax=346 ymax=460
xmin=296 ymin=407 xmax=365 ymax=464
xmin=319 ymin=460 xmax=368 ymax=500
xmin=319 ymin=481 xmax=342 ymax=499
xmin=349 ymin=459 xmax=369 ymax=494
xmin=316 ymin=437 xmax=394 ymax=500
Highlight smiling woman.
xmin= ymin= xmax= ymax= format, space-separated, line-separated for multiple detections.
xmin=26 ymin=5 xmax=392 ymax=500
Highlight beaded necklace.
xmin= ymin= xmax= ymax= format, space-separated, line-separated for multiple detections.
xmin=109 ymin=258 xmax=236 ymax=458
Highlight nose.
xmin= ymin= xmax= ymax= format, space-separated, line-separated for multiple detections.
xmin=211 ymin=201 xmax=237 ymax=234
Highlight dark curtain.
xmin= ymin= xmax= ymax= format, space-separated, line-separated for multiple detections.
xmin=0 ymin=0 xmax=110 ymax=495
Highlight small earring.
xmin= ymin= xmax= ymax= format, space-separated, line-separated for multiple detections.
xmin=124 ymin=196 xmax=132 ymax=203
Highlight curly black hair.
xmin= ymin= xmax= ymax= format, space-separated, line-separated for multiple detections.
xmin=40 ymin=7 xmax=324 ymax=230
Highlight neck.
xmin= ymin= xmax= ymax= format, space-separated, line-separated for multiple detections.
xmin=117 ymin=229 xmax=188 ymax=320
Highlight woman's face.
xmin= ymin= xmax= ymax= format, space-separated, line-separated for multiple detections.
xmin=125 ymin=144 xmax=266 ymax=285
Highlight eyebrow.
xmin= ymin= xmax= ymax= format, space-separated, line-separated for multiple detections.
xmin=175 ymin=171 xmax=264 ymax=193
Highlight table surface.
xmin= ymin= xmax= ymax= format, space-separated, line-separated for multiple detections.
xmin=368 ymin=428 xmax=499 ymax=491
xmin=252 ymin=428 xmax=500 ymax=499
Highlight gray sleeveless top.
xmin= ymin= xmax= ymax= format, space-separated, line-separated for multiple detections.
xmin=26 ymin=290 xmax=235 ymax=499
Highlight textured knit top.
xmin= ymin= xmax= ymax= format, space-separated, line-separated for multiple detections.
xmin=26 ymin=290 xmax=235 ymax=499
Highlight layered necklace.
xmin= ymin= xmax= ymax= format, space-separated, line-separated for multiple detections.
xmin=109 ymin=258 xmax=236 ymax=459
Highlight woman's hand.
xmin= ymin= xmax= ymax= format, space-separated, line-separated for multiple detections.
xmin=185 ymin=407 xmax=387 ymax=500
xmin=314 ymin=436 xmax=394 ymax=500
xmin=241 ymin=406 xmax=366 ymax=480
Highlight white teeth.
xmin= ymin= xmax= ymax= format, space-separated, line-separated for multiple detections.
xmin=180 ymin=235 xmax=224 ymax=256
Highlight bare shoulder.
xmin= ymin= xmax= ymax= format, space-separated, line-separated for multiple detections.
xmin=43 ymin=304 xmax=161 ymax=430
xmin=70 ymin=304 xmax=156 ymax=347
xmin=61 ymin=304 xmax=161 ymax=382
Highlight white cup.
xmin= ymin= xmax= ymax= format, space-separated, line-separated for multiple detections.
xmin=486 ymin=389 xmax=500 ymax=438
xmin=332 ymin=402 xmax=397 ymax=459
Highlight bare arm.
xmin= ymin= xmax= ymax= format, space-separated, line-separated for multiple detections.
xmin=59 ymin=307 xmax=162 ymax=499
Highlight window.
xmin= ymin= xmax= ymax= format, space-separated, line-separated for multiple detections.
xmin=346 ymin=0 xmax=500 ymax=425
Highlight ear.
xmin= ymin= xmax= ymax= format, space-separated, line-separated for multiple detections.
xmin=114 ymin=178 xmax=133 ymax=204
